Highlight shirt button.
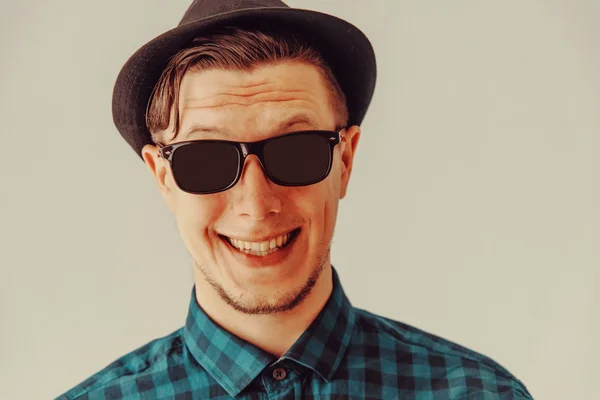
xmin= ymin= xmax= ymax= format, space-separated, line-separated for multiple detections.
xmin=272 ymin=367 xmax=287 ymax=381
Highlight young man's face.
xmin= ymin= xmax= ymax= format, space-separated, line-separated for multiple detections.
xmin=143 ymin=61 xmax=359 ymax=314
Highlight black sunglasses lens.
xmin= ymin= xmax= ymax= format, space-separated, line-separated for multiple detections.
xmin=263 ymin=133 xmax=331 ymax=185
xmin=172 ymin=142 xmax=240 ymax=193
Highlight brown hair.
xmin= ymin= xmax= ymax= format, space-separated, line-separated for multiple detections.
xmin=145 ymin=27 xmax=348 ymax=144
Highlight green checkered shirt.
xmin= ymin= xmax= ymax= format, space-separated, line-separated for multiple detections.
xmin=57 ymin=268 xmax=533 ymax=399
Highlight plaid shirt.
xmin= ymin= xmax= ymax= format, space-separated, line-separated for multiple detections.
xmin=57 ymin=268 xmax=532 ymax=399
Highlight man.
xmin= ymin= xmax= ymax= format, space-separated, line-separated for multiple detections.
xmin=58 ymin=0 xmax=533 ymax=399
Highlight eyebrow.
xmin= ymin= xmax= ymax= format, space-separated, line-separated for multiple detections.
xmin=180 ymin=114 xmax=321 ymax=140
xmin=275 ymin=115 xmax=320 ymax=132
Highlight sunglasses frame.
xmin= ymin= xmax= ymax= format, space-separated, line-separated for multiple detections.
xmin=156 ymin=129 xmax=346 ymax=195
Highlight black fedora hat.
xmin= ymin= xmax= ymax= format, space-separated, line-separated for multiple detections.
xmin=112 ymin=0 xmax=377 ymax=161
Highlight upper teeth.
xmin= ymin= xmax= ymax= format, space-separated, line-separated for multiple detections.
xmin=228 ymin=232 xmax=291 ymax=254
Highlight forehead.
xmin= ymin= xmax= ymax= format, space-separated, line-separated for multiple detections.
xmin=177 ymin=62 xmax=335 ymax=140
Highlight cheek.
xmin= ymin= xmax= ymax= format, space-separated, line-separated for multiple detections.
xmin=171 ymin=191 xmax=226 ymax=248
xmin=292 ymin=181 xmax=339 ymax=240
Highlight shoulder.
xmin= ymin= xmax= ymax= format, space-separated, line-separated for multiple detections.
xmin=348 ymin=308 xmax=532 ymax=399
xmin=55 ymin=328 xmax=185 ymax=400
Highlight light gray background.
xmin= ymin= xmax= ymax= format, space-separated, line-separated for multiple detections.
xmin=1 ymin=1 xmax=598 ymax=399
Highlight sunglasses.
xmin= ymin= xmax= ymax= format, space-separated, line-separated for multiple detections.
xmin=156 ymin=129 xmax=345 ymax=195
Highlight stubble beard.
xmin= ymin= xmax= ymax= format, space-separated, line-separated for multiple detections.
xmin=194 ymin=245 xmax=331 ymax=315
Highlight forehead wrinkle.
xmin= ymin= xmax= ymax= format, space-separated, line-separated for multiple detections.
xmin=180 ymin=109 xmax=321 ymax=141
xmin=217 ymin=88 xmax=307 ymax=99
xmin=180 ymin=62 xmax=326 ymax=102
xmin=212 ymin=80 xmax=276 ymax=95
xmin=182 ymin=99 xmax=316 ymax=112
xmin=181 ymin=82 xmax=276 ymax=106
xmin=177 ymin=65 xmax=332 ymax=139
xmin=182 ymin=89 xmax=316 ymax=110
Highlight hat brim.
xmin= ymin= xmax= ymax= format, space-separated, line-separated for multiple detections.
xmin=111 ymin=7 xmax=377 ymax=160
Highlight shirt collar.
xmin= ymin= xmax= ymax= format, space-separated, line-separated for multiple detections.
xmin=282 ymin=267 xmax=356 ymax=382
xmin=183 ymin=267 xmax=356 ymax=397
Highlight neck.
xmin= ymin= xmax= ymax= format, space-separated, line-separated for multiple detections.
xmin=193 ymin=264 xmax=333 ymax=358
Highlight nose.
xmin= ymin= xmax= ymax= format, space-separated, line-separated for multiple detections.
xmin=231 ymin=155 xmax=282 ymax=220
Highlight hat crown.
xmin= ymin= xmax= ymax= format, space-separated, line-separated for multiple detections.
xmin=179 ymin=0 xmax=289 ymax=26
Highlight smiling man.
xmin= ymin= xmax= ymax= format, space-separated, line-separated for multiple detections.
xmin=151 ymin=52 xmax=349 ymax=328
xmin=57 ymin=1 xmax=533 ymax=399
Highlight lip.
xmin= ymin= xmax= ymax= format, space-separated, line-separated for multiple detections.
xmin=220 ymin=228 xmax=301 ymax=268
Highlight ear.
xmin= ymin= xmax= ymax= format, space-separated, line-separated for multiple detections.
xmin=141 ymin=144 xmax=175 ymax=213
xmin=339 ymin=125 xmax=361 ymax=199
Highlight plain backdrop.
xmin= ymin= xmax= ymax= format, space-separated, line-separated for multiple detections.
xmin=1 ymin=1 xmax=598 ymax=399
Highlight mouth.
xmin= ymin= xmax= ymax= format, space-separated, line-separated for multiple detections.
xmin=219 ymin=228 xmax=301 ymax=257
